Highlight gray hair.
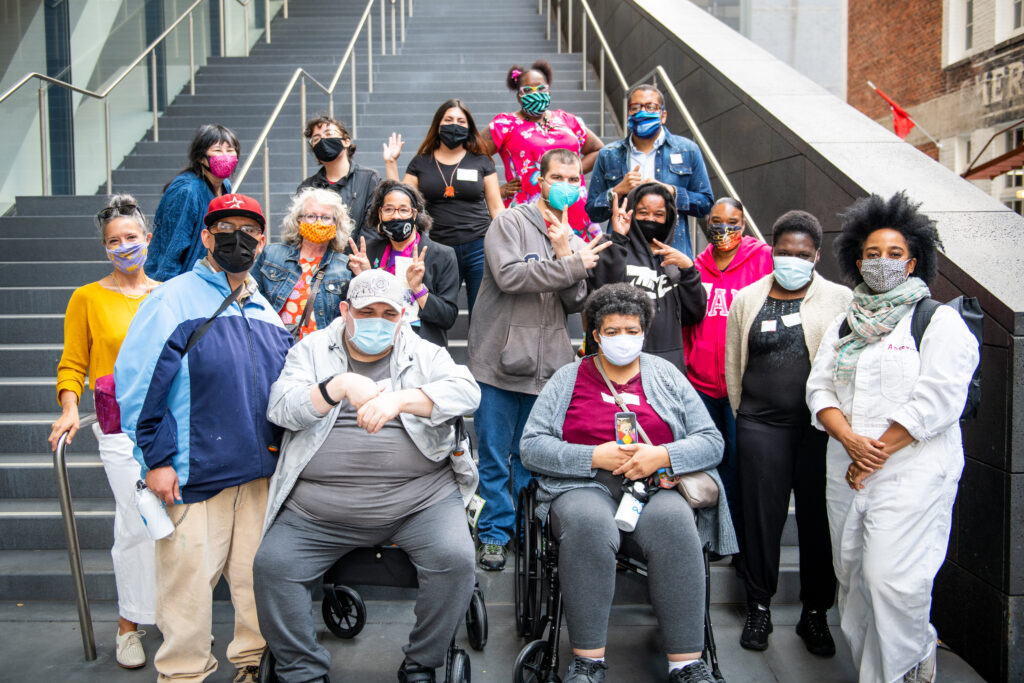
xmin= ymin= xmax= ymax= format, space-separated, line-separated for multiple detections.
xmin=97 ymin=193 xmax=148 ymax=239
xmin=280 ymin=187 xmax=354 ymax=252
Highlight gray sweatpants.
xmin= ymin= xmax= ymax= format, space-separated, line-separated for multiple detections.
xmin=253 ymin=491 xmax=475 ymax=682
xmin=550 ymin=487 xmax=706 ymax=653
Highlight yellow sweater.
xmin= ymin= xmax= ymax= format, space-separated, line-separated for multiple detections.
xmin=56 ymin=281 xmax=150 ymax=403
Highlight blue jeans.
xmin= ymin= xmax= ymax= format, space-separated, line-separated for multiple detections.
xmin=451 ymin=237 xmax=485 ymax=317
xmin=697 ymin=390 xmax=740 ymax=551
xmin=474 ymin=382 xmax=537 ymax=546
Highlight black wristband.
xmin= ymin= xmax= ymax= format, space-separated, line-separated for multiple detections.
xmin=318 ymin=376 xmax=340 ymax=406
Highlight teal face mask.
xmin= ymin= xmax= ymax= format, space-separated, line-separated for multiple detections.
xmin=520 ymin=91 xmax=551 ymax=115
xmin=347 ymin=315 xmax=398 ymax=355
xmin=546 ymin=181 xmax=581 ymax=211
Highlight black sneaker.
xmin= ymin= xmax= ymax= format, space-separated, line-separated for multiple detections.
xmin=740 ymin=602 xmax=773 ymax=651
xmin=796 ymin=608 xmax=836 ymax=657
xmin=477 ymin=543 xmax=507 ymax=571
xmin=564 ymin=655 xmax=607 ymax=682
xmin=668 ymin=660 xmax=716 ymax=683
xmin=397 ymin=657 xmax=435 ymax=683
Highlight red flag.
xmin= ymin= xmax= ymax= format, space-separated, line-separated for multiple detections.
xmin=869 ymin=82 xmax=916 ymax=139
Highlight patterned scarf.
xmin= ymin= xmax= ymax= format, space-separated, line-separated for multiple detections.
xmin=832 ymin=277 xmax=931 ymax=385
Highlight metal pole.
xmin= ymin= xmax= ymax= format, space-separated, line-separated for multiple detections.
xmin=538 ymin=0 xmax=542 ymax=14
xmin=380 ymin=0 xmax=385 ymax=55
xmin=151 ymin=52 xmax=160 ymax=142
xmin=599 ymin=49 xmax=605 ymax=138
xmin=104 ymin=99 xmax=112 ymax=194
xmin=400 ymin=0 xmax=405 ymax=43
xmin=546 ymin=0 xmax=551 ymax=40
xmin=55 ymin=430 xmax=96 ymax=661
xmin=188 ymin=14 xmax=196 ymax=95
xmin=265 ymin=0 xmax=271 ymax=43
xmin=219 ymin=0 xmax=226 ymax=57
xmin=243 ymin=4 xmax=249 ymax=55
xmin=567 ymin=0 xmax=572 ymax=53
xmin=262 ymin=143 xmax=270 ymax=239
xmin=351 ymin=54 xmax=358 ymax=138
xmin=329 ymin=95 xmax=334 ymax=118
xmin=556 ymin=2 xmax=561 ymax=53
xmin=367 ymin=13 xmax=373 ymax=93
xmin=408 ymin=0 xmax=413 ymax=17
xmin=283 ymin=0 xmax=288 ymax=19
xmin=38 ymin=83 xmax=49 ymax=196
xmin=391 ymin=0 xmax=396 ymax=55
xmin=581 ymin=15 xmax=586 ymax=91
xmin=300 ymin=76 xmax=307 ymax=179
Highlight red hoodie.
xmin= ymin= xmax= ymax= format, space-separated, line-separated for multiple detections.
xmin=683 ymin=236 xmax=774 ymax=398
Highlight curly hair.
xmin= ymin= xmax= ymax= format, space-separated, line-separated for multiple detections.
xmin=279 ymin=187 xmax=353 ymax=252
xmin=772 ymin=210 xmax=822 ymax=250
xmin=506 ymin=59 xmax=553 ymax=90
xmin=626 ymin=182 xmax=678 ymax=233
xmin=366 ymin=179 xmax=433 ymax=235
xmin=583 ymin=283 xmax=655 ymax=346
xmin=303 ymin=114 xmax=356 ymax=160
xmin=833 ymin=192 xmax=942 ymax=287
xmin=96 ymin=193 xmax=148 ymax=239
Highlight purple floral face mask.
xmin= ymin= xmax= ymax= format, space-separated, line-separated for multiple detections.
xmin=106 ymin=241 xmax=147 ymax=274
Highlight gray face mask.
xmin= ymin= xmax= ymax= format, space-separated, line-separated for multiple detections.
xmin=860 ymin=257 xmax=909 ymax=293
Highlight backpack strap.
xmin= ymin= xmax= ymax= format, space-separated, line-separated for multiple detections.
xmin=910 ymin=298 xmax=942 ymax=351
xmin=184 ymin=285 xmax=243 ymax=355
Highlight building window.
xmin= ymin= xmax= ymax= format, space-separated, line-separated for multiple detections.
xmin=1006 ymin=128 xmax=1024 ymax=188
xmin=966 ymin=0 xmax=974 ymax=49
xmin=1007 ymin=199 xmax=1024 ymax=215
xmin=1016 ymin=0 xmax=1024 ymax=29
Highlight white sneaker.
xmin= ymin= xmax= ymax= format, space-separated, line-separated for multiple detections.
xmin=903 ymin=640 xmax=937 ymax=683
xmin=115 ymin=629 xmax=146 ymax=669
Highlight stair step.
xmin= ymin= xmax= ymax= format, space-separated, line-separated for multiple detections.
xmin=0 ymin=452 xmax=108 ymax=499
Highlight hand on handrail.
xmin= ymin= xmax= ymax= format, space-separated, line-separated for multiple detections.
xmin=48 ymin=402 xmax=80 ymax=453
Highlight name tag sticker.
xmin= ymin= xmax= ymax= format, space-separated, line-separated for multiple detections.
xmin=670 ymin=153 xmax=683 ymax=164
xmin=781 ymin=312 xmax=802 ymax=327
xmin=761 ymin=319 xmax=777 ymax=333
xmin=456 ymin=168 xmax=478 ymax=182
xmin=602 ymin=392 xmax=640 ymax=406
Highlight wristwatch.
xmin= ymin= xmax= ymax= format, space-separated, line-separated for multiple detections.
xmin=318 ymin=376 xmax=340 ymax=406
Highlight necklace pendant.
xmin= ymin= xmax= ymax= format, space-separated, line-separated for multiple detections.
xmin=443 ymin=185 xmax=455 ymax=198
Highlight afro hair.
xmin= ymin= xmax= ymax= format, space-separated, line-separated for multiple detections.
xmin=772 ymin=210 xmax=823 ymax=250
xmin=583 ymin=283 xmax=655 ymax=347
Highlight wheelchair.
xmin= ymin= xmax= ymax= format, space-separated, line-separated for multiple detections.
xmin=512 ymin=480 xmax=724 ymax=683
xmin=258 ymin=545 xmax=488 ymax=683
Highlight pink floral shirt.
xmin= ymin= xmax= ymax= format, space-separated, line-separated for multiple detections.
xmin=489 ymin=109 xmax=600 ymax=240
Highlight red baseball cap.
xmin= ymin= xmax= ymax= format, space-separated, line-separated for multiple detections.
xmin=204 ymin=193 xmax=266 ymax=228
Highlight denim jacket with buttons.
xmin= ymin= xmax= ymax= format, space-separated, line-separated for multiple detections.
xmin=253 ymin=243 xmax=352 ymax=331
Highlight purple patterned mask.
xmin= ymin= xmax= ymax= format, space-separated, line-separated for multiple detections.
xmin=106 ymin=241 xmax=147 ymax=274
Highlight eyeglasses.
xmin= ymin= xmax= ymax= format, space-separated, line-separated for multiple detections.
xmin=518 ymin=84 xmax=550 ymax=95
xmin=310 ymin=133 xmax=349 ymax=145
xmin=380 ymin=207 xmax=414 ymax=218
xmin=300 ymin=213 xmax=335 ymax=224
xmin=97 ymin=203 xmax=143 ymax=223
xmin=209 ymin=221 xmax=264 ymax=236
xmin=627 ymin=102 xmax=664 ymax=114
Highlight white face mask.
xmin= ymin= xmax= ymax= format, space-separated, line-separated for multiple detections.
xmin=599 ymin=333 xmax=645 ymax=366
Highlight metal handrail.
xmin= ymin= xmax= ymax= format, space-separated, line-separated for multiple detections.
xmin=554 ymin=0 xmax=762 ymax=241
xmin=54 ymin=413 xmax=98 ymax=661
xmin=235 ymin=0 xmax=410 ymax=219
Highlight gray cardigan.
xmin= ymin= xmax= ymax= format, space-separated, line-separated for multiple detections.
xmin=520 ymin=353 xmax=739 ymax=556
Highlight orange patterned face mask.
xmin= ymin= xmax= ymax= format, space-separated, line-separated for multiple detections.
xmin=298 ymin=221 xmax=337 ymax=244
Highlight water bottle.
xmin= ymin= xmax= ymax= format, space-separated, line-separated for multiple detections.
xmin=135 ymin=480 xmax=175 ymax=540
xmin=615 ymin=481 xmax=648 ymax=532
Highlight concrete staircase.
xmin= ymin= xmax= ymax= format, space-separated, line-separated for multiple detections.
xmin=0 ymin=0 xmax=801 ymax=614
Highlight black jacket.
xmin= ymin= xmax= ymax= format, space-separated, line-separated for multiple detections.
xmin=365 ymin=233 xmax=460 ymax=348
xmin=589 ymin=224 xmax=706 ymax=370
xmin=297 ymin=164 xmax=381 ymax=239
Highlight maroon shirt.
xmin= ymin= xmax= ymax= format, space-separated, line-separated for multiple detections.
xmin=561 ymin=357 xmax=674 ymax=447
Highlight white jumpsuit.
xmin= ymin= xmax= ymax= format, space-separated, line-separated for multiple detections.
xmin=806 ymin=305 xmax=979 ymax=683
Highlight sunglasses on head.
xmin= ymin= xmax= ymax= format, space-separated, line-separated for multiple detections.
xmin=97 ymin=203 xmax=143 ymax=223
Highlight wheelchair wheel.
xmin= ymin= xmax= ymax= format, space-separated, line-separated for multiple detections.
xmin=446 ymin=646 xmax=471 ymax=683
xmin=513 ymin=638 xmax=558 ymax=683
xmin=526 ymin=510 xmax=548 ymax=640
xmin=465 ymin=588 xmax=488 ymax=651
xmin=321 ymin=585 xmax=366 ymax=638
xmin=257 ymin=647 xmax=277 ymax=683
xmin=514 ymin=487 xmax=533 ymax=637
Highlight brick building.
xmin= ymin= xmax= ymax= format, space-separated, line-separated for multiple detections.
xmin=848 ymin=0 xmax=1024 ymax=212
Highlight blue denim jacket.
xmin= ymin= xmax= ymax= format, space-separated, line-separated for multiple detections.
xmin=585 ymin=129 xmax=713 ymax=258
xmin=253 ymin=243 xmax=352 ymax=330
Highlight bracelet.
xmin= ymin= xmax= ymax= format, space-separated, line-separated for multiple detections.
xmin=318 ymin=376 xmax=340 ymax=406
xmin=412 ymin=286 xmax=428 ymax=300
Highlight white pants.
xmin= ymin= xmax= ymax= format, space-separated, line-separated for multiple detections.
xmin=94 ymin=423 xmax=157 ymax=624
xmin=824 ymin=437 xmax=961 ymax=683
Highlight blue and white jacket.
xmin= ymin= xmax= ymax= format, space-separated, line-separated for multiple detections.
xmin=115 ymin=259 xmax=293 ymax=503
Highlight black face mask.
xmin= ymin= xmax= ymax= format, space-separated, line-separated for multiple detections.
xmin=312 ymin=137 xmax=346 ymax=162
xmin=635 ymin=219 xmax=671 ymax=243
xmin=438 ymin=124 xmax=470 ymax=149
xmin=211 ymin=230 xmax=260 ymax=273
xmin=379 ymin=218 xmax=415 ymax=242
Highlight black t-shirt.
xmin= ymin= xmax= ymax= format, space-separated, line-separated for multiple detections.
xmin=405 ymin=151 xmax=496 ymax=246
xmin=738 ymin=296 xmax=811 ymax=427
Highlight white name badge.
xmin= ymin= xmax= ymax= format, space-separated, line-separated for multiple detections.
xmin=602 ymin=392 xmax=640 ymax=406
xmin=670 ymin=153 xmax=683 ymax=164
xmin=456 ymin=168 xmax=479 ymax=182
xmin=781 ymin=312 xmax=802 ymax=327
xmin=761 ymin=319 xmax=777 ymax=333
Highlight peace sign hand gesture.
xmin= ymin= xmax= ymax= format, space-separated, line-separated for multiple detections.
xmin=650 ymin=238 xmax=694 ymax=269
xmin=406 ymin=243 xmax=428 ymax=292
xmin=348 ymin=236 xmax=371 ymax=275
xmin=576 ymin=233 xmax=613 ymax=270
xmin=541 ymin=207 xmax=573 ymax=259
xmin=611 ymin=193 xmax=633 ymax=236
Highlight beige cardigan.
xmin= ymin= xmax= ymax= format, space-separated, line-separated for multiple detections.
xmin=725 ymin=272 xmax=852 ymax=414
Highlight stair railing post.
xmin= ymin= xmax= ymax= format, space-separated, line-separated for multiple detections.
xmin=599 ymin=48 xmax=605 ymax=138
xmin=556 ymin=1 xmax=561 ymax=53
xmin=538 ymin=0 xmax=542 ymax=14
xmin=351 ymin=53 xmax=358 ymax=138
xmin=219 ymin=0 xmax=226 ymax=57
xmin=151 ymin=51 xmax=160 ymax=142
xmin=367 ymin=12 xmax=373 ymax=93
xmin=408 ymin=0 xmax=413 ymax=17
xmin=105 ymin=99 xmax=113 ymax=194
xmin=567 ymin=0 xmax=572 ymax=53
xmin=243 ymin=3 xmax=249 ymax=55
xmin=581 ymin=11 xmax=586 ymax=91
xmin=546 ymin=0 xmax=551 ymax=40
xmin=264 ymin=0 xmax=271 ymax=43
xmin=300 ymin=76 xmax=307 ymax=179
xmin=329 ymin=93 xmax=334 ymax=118
xmin=38 ymin=83 xmax=50 ymax=196
xmin=283 ymin=0 xmax=288 ymax=19
xmin=400 ymin=0 xmax=405 ymax=44
xmin=390 ymin=0 xmax=396 ymax=55
xmin=380 ymin=0 xmax=386 ymax=55
xmin=262 ymin=142 xmax=270 ymax=240
xmin=188 ymin=13 xmax=196 ymax=95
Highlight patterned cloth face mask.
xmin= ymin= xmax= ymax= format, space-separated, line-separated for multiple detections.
xmin=859 ymin=257 xmax=910 ymax=293
xmin=708 ymin=222 xmax=743 ymax=251
xmin=298 ymin=221 xmax=337 ymax=244
xmin=106 ymin=242 xmax=147 ymax=274
xmin=520 ymin=91 xmax=551 ymax=115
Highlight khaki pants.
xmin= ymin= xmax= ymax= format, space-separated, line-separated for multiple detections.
xmin=154 ymin=478 xmax=268 ymax=682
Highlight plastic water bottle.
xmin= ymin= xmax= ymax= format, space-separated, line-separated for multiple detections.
xmin=615 ymin=481 xmax=647 ymax=532
xmin=135 ymin=480 xmax=175 ymax=540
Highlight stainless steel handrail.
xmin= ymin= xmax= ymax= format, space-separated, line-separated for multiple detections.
xmin=54 ymin=413 xmax=98 ymax=661
xmin=559 ymin=0 xmax=763 ymax=240
xmin=234 ymin=0 xmax=411 ymax=219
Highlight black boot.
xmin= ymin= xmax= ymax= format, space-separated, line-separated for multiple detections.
xmin=796 ymin=608 xmax=836 ymax=657
xmin=740 ymin=602 xmax=773 ymax=651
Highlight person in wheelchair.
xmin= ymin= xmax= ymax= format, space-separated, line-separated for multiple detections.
xmin=520 ymin=283 xmax=738 ymax=683
xmin=253 ymin=269 xmax=481 ymax=683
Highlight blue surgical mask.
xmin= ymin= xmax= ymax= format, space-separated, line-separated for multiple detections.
xmin=627 ymin=110 xmax=662 ymax=139
xmin=599 ymin=333 xmax=645 ymax=366
xmin=773 ymin=255 xmax=815 ymax=291
xmin=546 ymin=181 xmax=581 ymax=211
xmin=347 ymin=315 xmax=398 ymax=355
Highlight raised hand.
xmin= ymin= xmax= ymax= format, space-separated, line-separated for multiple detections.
xmin=347 ymin=236 xmax=371 ymax=275
xmin=541 ymin=207 xmax=572 ymax=259
xmin=576 ymin=233 xmax=612 ymax=269
xmin=650 ymin=238 xmax=693 ymax=269
xmin=382 ymin=132 xmax=404 ymax=164
xmin=406 ymin=243 xmax=428 ymax=292
xmin=610 ymin=193 xmax=633 ymax=236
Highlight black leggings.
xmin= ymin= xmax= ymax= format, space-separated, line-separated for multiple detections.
xmin=736 ymin=416 xmax=837 ymax=609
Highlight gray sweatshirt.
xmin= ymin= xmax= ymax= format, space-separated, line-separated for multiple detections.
xmin=467 ymin=203 xmax=590 ymax=395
